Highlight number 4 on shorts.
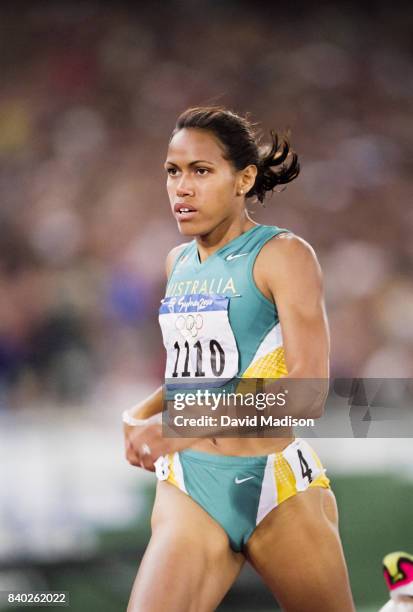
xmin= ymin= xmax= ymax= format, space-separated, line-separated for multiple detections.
xmin=297 ymin=449 xmax=313 ymax=483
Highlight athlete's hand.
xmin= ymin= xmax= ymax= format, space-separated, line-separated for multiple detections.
xmin=124 ymin=415 xmax=197 ymax=471
xmin=124 ymin=421 xmax=147 ymax=469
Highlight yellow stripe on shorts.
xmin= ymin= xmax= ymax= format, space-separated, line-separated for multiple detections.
xmin=308 ymin=447 xmax=330 ymax=489
xmin=166 ymin=453 xmax=179 ymax=488
xmin=273 ymin=444 xmax=330 ymax=503
xmin=274 ymin=452 xmax=297 ymax=504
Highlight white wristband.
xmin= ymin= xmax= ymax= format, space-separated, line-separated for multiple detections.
xmin=122 ymin=408 xmax=162 ymax=426
xmin=122 ymin=409 xmax=146 ymax=426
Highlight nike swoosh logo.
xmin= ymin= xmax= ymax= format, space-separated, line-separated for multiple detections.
xmin=226 ymin=252 xmax=249 ymax=261
xmin=234 ymin=476 xmax=255 ymax=484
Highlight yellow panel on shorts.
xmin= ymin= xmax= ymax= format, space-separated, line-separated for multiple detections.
xmin=274 ymin=448 xmax=330 ymax=503
xmin=242 ymin=347 xmax=288 ymax=378
xmin=309 ymin=472 xmax=330 ymax=489
xmin=308 ymin=447 xmax=331 ymax=489
xmin=166 ymin=453 xmax=179 ymax=488
xmin=274 ymin=452 xmax=297 ymax=504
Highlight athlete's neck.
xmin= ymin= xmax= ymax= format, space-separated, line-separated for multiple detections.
xmin=196 ymin=214 xmax=257 ymax=263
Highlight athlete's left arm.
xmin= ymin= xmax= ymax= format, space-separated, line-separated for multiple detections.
xmin=255 ymin=233 xmax=330 ymax=416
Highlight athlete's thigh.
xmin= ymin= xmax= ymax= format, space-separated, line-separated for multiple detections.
xmin=245 ymin=487 xmax=355 ymax=612
xmin=128 ymin=480 xmax=245 ymax=612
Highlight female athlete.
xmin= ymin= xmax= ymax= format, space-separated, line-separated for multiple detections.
xmin=123 ymin=106 xmax=355 ymax=612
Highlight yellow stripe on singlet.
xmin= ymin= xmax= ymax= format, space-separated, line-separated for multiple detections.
xmin=242 ymin=346 xmax=288 ymax=378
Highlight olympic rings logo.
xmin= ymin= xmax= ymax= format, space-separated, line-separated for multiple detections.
xmin=175 ymin=313 xmax=204 ymax=338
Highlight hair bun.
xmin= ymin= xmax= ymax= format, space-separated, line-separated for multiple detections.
xmin=251 ymin=132 xmax=300 ymax=203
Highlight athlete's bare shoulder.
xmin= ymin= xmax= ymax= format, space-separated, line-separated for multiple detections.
xmin=254 ymin=231 xmax=323 ymax=299
xmin=259 ymin=231 xmax=319 ymax=266
xmin=165 ymin=243 xmax=190 ymax=279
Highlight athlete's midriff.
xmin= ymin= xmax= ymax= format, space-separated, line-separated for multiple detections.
xmin=188 ymin=429 xmax=295 ymax=456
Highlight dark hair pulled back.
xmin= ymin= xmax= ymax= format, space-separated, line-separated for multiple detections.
xmin=171 ymin=106 xmax=300 ymax=203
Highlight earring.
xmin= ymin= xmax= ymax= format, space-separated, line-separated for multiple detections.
xmin=238 ymin=190 xmax=244 ymax=196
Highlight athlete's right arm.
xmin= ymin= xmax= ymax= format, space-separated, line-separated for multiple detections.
xmin=125 ymin=242 xmax=187 ymax=421
xmin=124 ymin=243 xmax=187 ymax=467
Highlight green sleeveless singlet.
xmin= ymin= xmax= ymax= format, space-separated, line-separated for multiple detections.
xmin=159 ymin=224 xmax=290 ymax=385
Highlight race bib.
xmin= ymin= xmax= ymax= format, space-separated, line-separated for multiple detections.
xmin=159 ymin=293 xmax=239 ymax=389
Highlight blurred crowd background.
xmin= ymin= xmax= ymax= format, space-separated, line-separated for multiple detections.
xmin=0 ymin=2 xmax=412 ymax=611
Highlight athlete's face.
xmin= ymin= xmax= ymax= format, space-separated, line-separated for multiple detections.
xmin=164 ymin=128 xmax=241 ymax=236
